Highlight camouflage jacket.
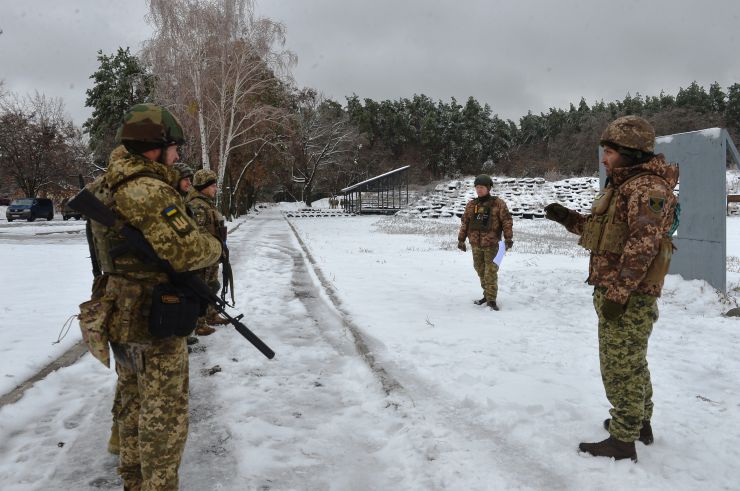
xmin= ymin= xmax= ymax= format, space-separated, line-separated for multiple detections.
xmin=458 ymin=195 xmax=513 ymax=248
xmin=564 ymin=155 xmax=679 ymax=304
xmin=186 ymin=189 xmax=224 ymax=239
xmin=90 ymin=146 xmax=222 ymax=343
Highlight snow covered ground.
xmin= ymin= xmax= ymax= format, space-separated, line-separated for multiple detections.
xmin=0 ymin=204 xmax=739 ymax=490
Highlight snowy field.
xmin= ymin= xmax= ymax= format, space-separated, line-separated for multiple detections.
xmin=0 ymin=203 xmax=738 ymax=490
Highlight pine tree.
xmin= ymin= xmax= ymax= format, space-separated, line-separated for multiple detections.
xmin=726 ymin=83 xmax=740 ymax=130
xmin=676 ymin=81 xmax=710 ymax=112
xmin=709 ymin=82 xmax=727 ymax=113
xmin=83 ymin=47 xmax=155 ymax=166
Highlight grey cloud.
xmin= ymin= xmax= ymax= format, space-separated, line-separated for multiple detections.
xmin=1 ymin=0 xmax=738 ymax=127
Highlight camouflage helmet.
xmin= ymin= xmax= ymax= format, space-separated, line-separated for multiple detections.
xmin=172 ymin=162 xmax=194 ymax=180
xmin=193 ymin=168 xmax=218 ymax=190
xmin=600 ymin=115 xmax=655 ymax=154
xmin=474 ymin=174 xmax=493 ymax=187
xmin=118 ymin=103 xmax=185 ymax=146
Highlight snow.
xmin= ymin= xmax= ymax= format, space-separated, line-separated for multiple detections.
xmin=657 ymin=127 xmax=723 ymax=144
xmin=397 ymin=175 xmax=598 ymax=219
xmin=0 ymin=200 xmax=739 ymax=489
xmin=0 ymin=220 xmax=89 ymax=395
xmin=699 ymin=127 xmax=722 ymax=139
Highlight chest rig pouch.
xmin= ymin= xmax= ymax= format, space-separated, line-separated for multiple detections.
xmin=580 ymin=173 xmax=675 ymax=286
xmin=149 ymin=283 xmax=205 ymax=338
xmin=579 ymin=186 xmax=629 ymax=254
xmin=470 ymin=201 xmax=493 ymax=231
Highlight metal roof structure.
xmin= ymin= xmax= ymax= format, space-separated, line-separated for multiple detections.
xmin=340 ymin=165 xmax=411 ymax=193
xmin=341 ymin=165 xmax=411 ymax=215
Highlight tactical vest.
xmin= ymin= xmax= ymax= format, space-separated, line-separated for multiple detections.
xmin=469 ymin=197 xmax=496 ymax=231
xmin=579 ymin=173 xmax=675 ymax=288
xmin=89 ymin=172 xmax=168 ymax=274
xmin=188 ymin=194 xmax=224 ymax=238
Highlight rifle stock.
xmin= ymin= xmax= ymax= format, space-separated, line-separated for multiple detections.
xmin=68 ymin=188 xmax=275 ymax=359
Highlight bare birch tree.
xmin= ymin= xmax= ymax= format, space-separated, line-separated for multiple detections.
xmin=146 ymin=0 xmax=294 ymax=206
xmin=289 ymin=91 xmax=359 ymax=206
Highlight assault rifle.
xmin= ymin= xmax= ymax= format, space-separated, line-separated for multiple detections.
xmin=68 ymin=188 xmax=275 ymax=359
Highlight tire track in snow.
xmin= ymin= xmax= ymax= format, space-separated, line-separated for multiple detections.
xmin=184 ymin=211 xmax=437 ymax=489
xmin=285 ymin=214 xmax=571 ymax=490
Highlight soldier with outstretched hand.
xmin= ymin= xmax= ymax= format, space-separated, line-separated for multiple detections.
xmin=84 ymin=103 xmax=222 ymax=489
xmin=545 ymin=115 xmax=679 ymax=462
xmin=457 ymin=174 xmax=514 ymax=311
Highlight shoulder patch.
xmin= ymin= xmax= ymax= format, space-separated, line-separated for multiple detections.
xmin=162 ymin=205 xmax=194 ymax=236
xmin=648 ymin=195 xmax=666 ymax=214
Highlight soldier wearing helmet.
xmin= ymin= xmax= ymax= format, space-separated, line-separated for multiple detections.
xmin=545 ymin=115 xmax=679 ymax=462
xmin=187 ymin=168 xmax=230 ymax=332
xmin=86 ymin=103 xmax=222 ymax=489
xmin=173 ymin=162 xmax=194 ymax=197
xmin=457 ymin=174 xmax=514 ymax=310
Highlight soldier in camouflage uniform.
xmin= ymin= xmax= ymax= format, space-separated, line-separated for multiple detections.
xmin=188 ymin=168 xmax=229 ymax=333
xmin=458 ymin=174 xmax=514 ymax=310
xmin=87 ymin=104 xmax=222 ymax=489
xmin=545 ymin=115 xmax=679 ymax=462
xmin=173 ymin=162 xmax=194 ymax=197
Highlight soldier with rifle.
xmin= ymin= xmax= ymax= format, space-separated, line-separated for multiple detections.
xmin=72 ymin=103 xmax=273 ymax=490
xmin=187 ymin=168 xmax=233 ymax=335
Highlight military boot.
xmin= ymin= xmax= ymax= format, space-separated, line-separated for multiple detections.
xmin=473 ymin=296 xmax=487 ymax=305
xmin=195 ymin=325 xmax=216 ymax=336
xmin=108 ymin=422 xmax=120 ymax=455
xmin=206 ymin=313 xmax=230 ymax=325
xmin=603 ymin=418 xmax=654 ymax=445
xmin=578 ymin=436 xmax=637 ymax=462
xmin=487 ymin=300 xmax=499 ymax=311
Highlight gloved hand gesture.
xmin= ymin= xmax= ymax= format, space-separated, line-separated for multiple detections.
xmin=601 ymin=299 xmax=625 ymax=322
xmin=544 ymin=203 xmax=570 ymax=224
xmin=457 ymin=241 xmax=467 ymax=252
xmin=505 ymin=239 xmax=513 ymax=251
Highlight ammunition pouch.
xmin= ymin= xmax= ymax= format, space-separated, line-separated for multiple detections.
xmin=591 ymin=188 xmax=614 ymax=215
xmin=580 ymin=184 xmax=628 ymax=254
xmin=469 ymin=204 xmax=491 ymax=231
xmin=579 ymin=215 xmax=629 ymax=254
xmin=148 ymin=283 xmax=204 ymax=338
xmin=644 ymin=237 xmax=674 ymax=288
xmin=78 ymin=274 xmax=113 ymax=367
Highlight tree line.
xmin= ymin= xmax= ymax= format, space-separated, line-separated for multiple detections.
xmin=346 ymin=81 xmax=740 ymax=181
xmin=2 ymin=0 xmax=739 ymax=211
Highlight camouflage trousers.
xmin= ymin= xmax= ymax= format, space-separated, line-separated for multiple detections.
xmin=111 ymin=337 xmax=189 ymax=491
xmin=593 ymin=287 xmax=657 ymax=442
xmin=471 ymin=245 xmax=499 ymax=301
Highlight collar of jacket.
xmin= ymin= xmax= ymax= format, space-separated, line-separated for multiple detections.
xmin=191 ymin=191 xmax=215 ymax=206
xmin=105 ymin=145 xmax=178 ymax=190
xmin=610 ymin=153 xmax=679 ymax=189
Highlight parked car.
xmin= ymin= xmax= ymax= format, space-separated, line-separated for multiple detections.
xmin=6 ymin=198 xmax=54 ymax=222
xmin=61 ymin=198 xmax=83 ymax=220
xmin=0 ymin=197 xmax=11 ymax=206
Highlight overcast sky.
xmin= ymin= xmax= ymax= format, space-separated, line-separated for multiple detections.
xmin=2 ymin=0 xmax=739 ymax=127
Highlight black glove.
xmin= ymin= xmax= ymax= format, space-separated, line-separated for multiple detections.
xmin=457 ymin=241 xmax=467 ymax=252
xmin=505 ymin=239 xmax=513 ymax=251
xmin=601 ymin=299 xmax=625 ymax=322
xmin=544 ymin=203 xmax=570 ymax=224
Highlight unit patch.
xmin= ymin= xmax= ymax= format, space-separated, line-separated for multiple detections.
xmin=648 ymin=195 xmax=665 ymax=214
xmin=162 ymin=205 xmax=193 ymax=236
